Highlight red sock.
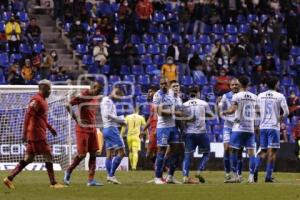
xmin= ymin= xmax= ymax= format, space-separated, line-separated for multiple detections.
xmin=45 ymin=162 xmax=57 ymax=185
xmin=67 ymin=155 xmax=84 ymax=174
xmin=88 ymin=155 xmax=96 ymax=181
xmin=8 ymin=160 xmax=28 ymax=181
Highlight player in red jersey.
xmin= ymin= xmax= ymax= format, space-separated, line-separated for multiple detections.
xmin=3 ymin=80 xmax=65 ymax=189
xmin=143 ymin=86 xmax=158 ymax=165
xmin=64 ymin=81 xmax=103 ymax=186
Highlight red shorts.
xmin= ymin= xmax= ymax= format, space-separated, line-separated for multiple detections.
xmin=148 ymin=132 xmax=157 ymax=152
xmin=76 ymin=129 xmax=99 ymax=154
xmin=26 ymin=140 xmax=51 ymax=155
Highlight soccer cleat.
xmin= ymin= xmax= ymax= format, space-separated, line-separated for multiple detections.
xmin=254 ymin=171 xmax=258 ymax=183
xmin=3 ymin=177 xmax=15 ymax=190
xmin=265 ymin=177 xmax=276 ymax=183
xmin=165 ymin=175 xmax=182 ymax=184
xmin=63 ymin=171 xmax=71 ymax=185
xmin=195 ymin=174 xmax=205 ymax=183
xmin=107 ymin=176 xmax=121 ymax=184
xmin=154 ymin=178 xmax=166 ymax=185
xmin=224 ymin=173 xmax=231 ymax=183
xmin=87 ymin=179 xmax=104 ymax=186
xmin=224 ymin=173 xmax=241 ymax=183
xmin=248 ymin=174 xmax=255 ymax=183
xmin=183 ymin=176 xmax=199 ymax=184
xmin=50 ymin=183 xmax=67 ymax=188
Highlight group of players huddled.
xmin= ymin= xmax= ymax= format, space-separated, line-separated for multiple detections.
xmin=3 ymin=74 xmax=289 ymax=189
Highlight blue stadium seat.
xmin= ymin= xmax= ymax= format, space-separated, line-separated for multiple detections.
xmin=291 ymin=116 xmax=299 ymax=125
xmin=171 ymin=33 xmax=182 ymax=43
xmin=19 ymin=43 xmax=32 ymax=54
xmin=212 ymin=34 xmax=225 ymax=43
xmin=108 ymin=75 xmax=121 ymax=84
xmin=2 ymin=11 xmax=12 ymax=21
xmin=85 ymin=2 xmax=93 ymax=11
xmin=134 ymin=84 xmax=142 ymax=96
xmin=123 ymin=74 xmax=136 ymax=83
xmin=153 ymin=55 xmax=165 ymax=65
xmin=156 ymin=33 xmax=169 ymax=45
xmin=189 ymin=44 xmax=202 ymax=54
xmin=64 ymin=23 xmax=71 ymax=33
xmin=0 ymin=53 xmax=9 ymax=68
xmin=201 ymin=24 xmax=212 ymax=34
xmin=209 ymin=76 xmax=217 ymax=85
xmin=249 ymin=86 xmax=257 ymax=94
xmin=239 ymin=24 xmax=249 ymax=34
xmin=10 ymin=53 xmax=22 ymax=63
xmin=152 ymin=75 xmax=161 ymax=86
xmin=212 ymin=24 xmax=224 ymax=34
xmin=295 ymin=56 xmax=300 ymax=65
xmin=131 ymin=34 xmax=141 ymax=45
xmin=111 ymin=2 xmax=120 ymax=12
xmin=76 ymin=44 xmax=88 ymax=55
xmin=149 ymin=23 xmax=159 ymax=34
xmin=136 ymin=95 xmax=148 ymax=104
xmin=260 ymin=14 xmax=268 ymax=23
xmin=281 ymin=76 xmax=293 ymax=87
xmin=180 ymin=76 xmax=193 ymax=86
xmin=202 ymin=85 xmax=214 ymax=94
xmin=101 ymin=64 xmax=110 ymax=74
xmin=147 ymin=44 xmax=160 ymax=55
xmin=88 ymin=64 xmax=98 ymax=74
xmin=0 ymin=71 xmax=6 ymax=84
xmin=194 ymin=76 xmax=208 ymax=85
xmin=146 ymin=64 xmax=158 ymax=75
xmin=120 ymin=65 xmax=131 ymax=75
xmin=142 ymin=34 xmax=154 ymax=45
xmin=290 ymin=46 xmax=300 ymax=56
xmin=186 ymin=35 xmax=197 ymax=45
xmin=226 ymin=35 xmax=239 ymax=44
xmin=0 ymin=22 xmax=5 ymax=33
xmin=153 ymin=12 xmax=166 ymax=23
xmin=33 ymin=43 xmax=44 ymax=54
xmin=137 ymin=75 xmax=150 ymax=86
xmin=247 ymin=14 xmax=258 ymax=23
xmin=254 ymin=56 xmax=262 ymax=65
xmin=160 ymin=44 xmax=168 ymax=54
xmin=226 ymin=24 xmax=238 ymax=35
xmin=137 ymin=44 xmax=146 ymax=55
xmin=17 ymin=11 xmax=28 ymax=22
xmin=132 ymin=65 xmax=144 ymax=75
xmin=140 ymin=104 xmax=151 ymax=116
xmin=82 ymin=54 xmax=95 ymax=66
xmin=141 ymin=55 xmax=152 ymax=65
xmin=199 ymin=35 xmax=211 ymax=45
xmin=204 ymin=44 xmax=212 ymax=54
xmin=237 ymin=15 xmax=246 ymax=24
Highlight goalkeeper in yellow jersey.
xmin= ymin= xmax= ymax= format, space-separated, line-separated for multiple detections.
xmin=121 ymin=109 xmax=146 ymax=170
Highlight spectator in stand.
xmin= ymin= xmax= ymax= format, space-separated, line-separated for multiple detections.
xmin=287 ymin=91 xmax=300 ymax=117
xmin=109 ymin=36 xmax=123 ymax=74
xmin=97 ymin=17 xmax=114 ymax=42
xmin=280 ymin=122 xmax=288 ymax=143
xmin=0 ymin=29 xmax=6 ymax=52
xmin=236 ymin=36 xmax=251 ymax=74
xmin=123 ymin=41 xmax=139 ymax=66
xmin=63 ymin=0 xmax=74 ymax=23
xmin=161 ymin=56 xmax=178 ymax=82
xmin=292 ymin=119 xmax=300 ymax=157
xmin=286 ymin=9 xmax=300 ymax=46
xmin=5 ymin=16 xmax=21 ymax=53
xmin=69 ymin=19 xmax=87 ymax=48
xmin=222 ymin=0 xmax=241 ymax=23
xmin=40 ymin=51 xmax=54 ymax=79
xmin=269 ymin=16 xmax=283 ymax=55
xmin=188 ymin=52 xmax=202 ymax=71
xmin=21 ymin=59 xmax=34 ymax=82
xmin=178 ymin=2 xmax=192 ymax=34
xmin=118 ymin=0 xmax=131 ymax=24
xmin=93 ymin=40 xmax=109 ymax=67
xmin=215 ymin=68 xmax=230 ymax=95
xmin=166 ymin=40 xmax=180 ymax=62
xmin=26 ymin=18 xmax=41 ymax=44
xmin=211 ymin=39 xmax=230 ymax=67
xmin=192 ymin=64 xmax=205 ymax=81
xmin=202 ymin=55 xmax=217 ymax=77
xmin=7 ymin=62 xmax=25 ymax=85
xmin=135 ymin=0 xmax=153 ymax=34
xmin=249 ymin=21 xmax=264 ymax=56
xmin=179 ymin=39 xmax=190 ymax=75
xmin=261 ymin=52 xmax=276 ymax=73
xmin=252 ymin=64 xmax=266 ymax=86
xmin=97 ymin=0 xmax=113 ymax=17
xmin=279 ymin=39 xmax=290 ymax=76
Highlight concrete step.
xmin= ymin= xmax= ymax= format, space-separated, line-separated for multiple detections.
xmin=44 ymin=43 xmax=66 ymax=49
xmin=40 ymin=26 xmax=58 ymax=33
xmin=42 ymin=32 xmax=61 ymax=39
xmin=52 ymin=48 xmax=70 ymax=54
xmin=58 ymin=53 xmax=73 ymax=59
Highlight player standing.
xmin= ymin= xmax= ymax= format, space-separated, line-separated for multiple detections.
xmin=4 ymin=80 xmax=65 ymax=189
xmin=121 ymin=108 xmax=146 ymax=170
xmin=254 ymin=76 xmax=289 ymax=182
xmin=153 ymin=78 xmax=183 ymax=184
xmin=182 ymin=87 xmax=214 ymax=184
xmin=218 ymin=79 xmax=244 ymax=182
xmin=222 ymin=76 xmax=257 ymax=183
xmin=64 ymin=82 xmax=103 ymax=186
xmin=101 ymin=87 xmax=126 ymax=184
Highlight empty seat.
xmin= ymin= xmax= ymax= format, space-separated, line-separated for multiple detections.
xmin=132 ymin=65 xmax=144 ymax=75
xmin=82 ymin=54 xmax=95 ymax=66
xmin=226 ymin=24 xmax=238 ymax=35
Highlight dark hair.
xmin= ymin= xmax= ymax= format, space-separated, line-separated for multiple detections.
xmin=169 ymin=80 xmax=178 ymax=85
xmin=148 ymin=85 xmax=157 ymax=91
xmin=266 ymin=76 xmax=279 ymax=90
xmin=30 ymin=17 xmax=36 ymax=21
xmin=238 ymin=76 xmax=249 ymax=87
xmin=188 ymin=86 xmax=200 ymax=97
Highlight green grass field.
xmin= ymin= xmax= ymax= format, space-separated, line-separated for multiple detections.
xmin=1 ymin=171 xmax=300 ymax=200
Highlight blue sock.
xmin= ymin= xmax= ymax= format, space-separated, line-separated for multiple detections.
xmin=182 ymin=153 xmax=191 ymax=177
xmin=163 ymin=156 xmax=170 ymax=170
xmin=155 ymin=152 xmax=164 ymax=178
xmin=237 ymin=158 xmax=243 ymax=175
xmin=266 ymin=162 xmax=274 ymax=179
xmin=249 ymin=156 xmax=256 ymax=175
xmin=109 ymin=156 xmax=122 ymax=177
xmin=223 ymin=151 xmax=231 ymax=174
xmin=254 ymin=156 xmax=262 ymax=173
xmin=230 ymin=152 xmax=238 ymax=173
xmin=105 ymin=158 xmax=112 ymax=175
xmin=168 ymin=154 xmax=178 ymax=176
xmin=198 ymin=153 xmax=210 ymax=172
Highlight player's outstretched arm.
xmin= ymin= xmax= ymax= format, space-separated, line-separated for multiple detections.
xmin=65 ymin=103 xmax=78 ymax=123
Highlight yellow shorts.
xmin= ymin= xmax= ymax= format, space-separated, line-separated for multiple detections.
xmin=127 ymin=136 xmax=141 ymax=151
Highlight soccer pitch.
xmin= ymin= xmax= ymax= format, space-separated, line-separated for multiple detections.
xmin=1 ymin=171 xmax=300 ymax=200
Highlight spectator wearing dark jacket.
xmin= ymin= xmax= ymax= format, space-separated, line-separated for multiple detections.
xmin=279 ymin=39 xmax=290 ymax=75
xmin=26 ymin=18 xmax=41 ymax=44
xmin=109 ymin=37 xmax=123 ymax=74
xmin=69 ymin=19 xmax=87 ymax=48
xmin=179 ymin=39 xmax=190 ymax=75
xmin=188 ymin=52 xmax=202 ymax=71
xmin=262 ymin=52 xmax=276 ymax=73
xmin=123 ymin=42 xmax=139 ymax=66
xmin=236 ymin=37 xmax=251 ymax=74
xmin=166 ymin=40 xmax=180 ymax=62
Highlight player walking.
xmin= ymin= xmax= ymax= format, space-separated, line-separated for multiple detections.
xmin=64 ymin=82 xmax=103 ymax=186
xmin=222 ymin=76 xmax=258 ymax=183
xmin=101 ymin=87 xmax=126 ymax=184
xmin=254 ymin=76 xmax=289 ymax=182
xmin=182 ymin=87 xmax=214 ymax=184
xmin=4 ymin=80 xmax=65 ymax=189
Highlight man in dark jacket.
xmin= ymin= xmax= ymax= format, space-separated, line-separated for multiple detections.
xmin=69 ymin=19 xmax=87 ymax=48
xmin=26 ymin=18 xmax=41 ymax=44
xmin=109 ymin=37 xmax=123 ymax=74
